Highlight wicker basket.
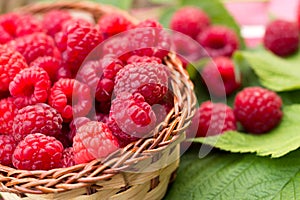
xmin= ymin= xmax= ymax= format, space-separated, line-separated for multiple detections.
xmin=0 ymin=2 xmax=197 ymax=200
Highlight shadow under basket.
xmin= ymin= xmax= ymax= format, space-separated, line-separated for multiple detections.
xmin=0 ymin=2 xmax=197 ymax=200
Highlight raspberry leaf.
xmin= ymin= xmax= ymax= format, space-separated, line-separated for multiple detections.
xmin=191 ymin=105 xmax=300 ymax=158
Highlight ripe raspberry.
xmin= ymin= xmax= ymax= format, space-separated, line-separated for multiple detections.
xmin=42 ymin=10 xmax=72 ymax=37
xmin=69 ymin=117 xmax=91 ymax=142
xmin=0 ymin=25 xmax=12 ymax=44
xmin=114 ymin=62 xmax=168 ymax=105
xmin=0 ymin=46 xmax=28 ymax=92
xmin=110 ymin=92 xmax=156 ymax=138
xmin=102 ymin=36 xmax=132 ymax=60
xmin=30 ymin=56 xmax=61 ymax=83
xmin=13 ymin=103 xmax=63 ymax=142
xmin=12 ymin=133 xmax=63 ymax=170
xmin=0 ymin=98 xmax=17 ymax=135
xmin=197 ymin=26 xmax=239 ymax=57
xmin=73 ymin=121 xmax=119 ymax=164
xmin=0 ymin=135 xmax=17 ymax=166
xmin=7 ymin=32 xmax=59 ymax=64
xmin=170 ymin=6 xmax=210 ymax=39
xmin=48 ymin=78 xmax=92 ymax=122
xmin=136 ymin=19 xmax=163 ymax=29
xmin=263 ymin=20 xmax=299 ymax=57
xmin=60 ymin=147 xmax=75 ymax=168
xmin=126 ymin=55 xmax=162 ymax=64
xmin=202 ymin=56 xmax=241 ymax=97
xmin=9 ymin=67 xmax=51 ymax=108
xmin=96 ymin=113 xmax=109 ymax=123
xmin=234 ymin=87 xmax=283 ymax=134
xmin=98 ymin=13 xmax=134 ymax=37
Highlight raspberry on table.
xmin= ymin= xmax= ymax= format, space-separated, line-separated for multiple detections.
xmin=0 ymin=135 xmax=17 ymax=166
xmin=197 ymin=26 xmax=239 ymax=57
xmin=59 ymin=147 xmax=75 ymax=168
xmin=42 ymin=10 xmax=72 ymax=37
xmin=13 ymin=103 xmax=63 ymax=142
xmin=170 ymin=6 xmax=210 ymax=39
xmin=126 ymin=55 xmax=162 ymax=64
xmin=48 ymin=78 xmax=92 ymax=122
xmin=114 ymin=62 xmax=169 ymax=105
xmin=109 ymin=92 xmax=157 ymax=138
xmin=12 ymin=133 xmax=64 ymax=170
xmin=263 ymin=20 xmax=299 ymax=57
xmin=234 ymin=87 xmax=283 ymax=134
xmin=0 ymin=98 xmax=18 ymax=135
xmin=0 ymin=45 xmax=28 ymax=92
xmin=73 ymin=121 xmax=119 ymax=164
xmin=9 ymin=67 xmax=51 ymax=108
xmin=202 ymin=56 xmax=241 ymax=97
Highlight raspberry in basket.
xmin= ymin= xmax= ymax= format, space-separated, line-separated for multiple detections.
xmin=0 ymin=45 xmax=28 ymax=92
xmin=0 ymin=98 xmax=17 ymax=135
xmin=13 ymin=103 xmax=63 ymax=142
xmin=12 ymin=133 xmax=64 ymax=170
xmin=73 ymin=121 xmax=119 ymax=164
xmin=234 ymin=87 xmax=283 ymax=134
xmin=9 ymin=67 xmax=51 ymax=108
xmin=60 ymin=147 xmax=75 ymax=168
xmin=42 ymin=10 xmax=72 ymax=37
xmin=0 ymin=25 xmax=12 ymax=43
xmin=126 ymin=55 xmax=162 ymax=64
xmin=0 ymin=135 xmax=17 ymax=166
xmin=69 ymin=117 xmax=91 ymax=142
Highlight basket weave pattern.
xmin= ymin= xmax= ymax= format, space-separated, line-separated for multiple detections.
xmin=0 ymin=2 xmax=197 ymax=200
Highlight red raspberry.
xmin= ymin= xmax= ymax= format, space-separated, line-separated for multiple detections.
xmin=12 ymin=133 xmax=63 ymax=170
xmin=0 ymin=25 xmax=12 ymax=44
xmin=0 ymin=98 xmax=17 ymax=135
xmin=126 ymin=55 xmax=162 ymax=64
xmin=136 ymin=19 xmax=163 ymax=29
xmin=110 ymin=92 xmax=156 ymax=138
xmin=42 ymin=10 xmax=72 ymax=37
xmin=202 ymin=56 xmax=241 ymax=97
xmin=96 ymin=113 xmax=109 ymax=123
xmin=197 ymin=26 xmax=239 ymax=57
xmin=263 ymin=20 xmax=299 ymax=57
xmin=48 ymin=78 xmax=92 ymax=122
xmin=0 ymin=46 xmax=28 ymax=92
xmin=98 ymin=13 xmax=134 ymax=37
xmin=7 ymin=32 xmax=59 ymax=64
xmin=0 ymin=135 xmax=17 ymax=166
xmin=69 ymin=117 xmax=91 ymax=142
xmin=13 ymin=103 xmax=63 ymax=142
xmin=73 ymin=121 xmax=119 ymax=164
xmin=60 ymin=147 xmax=75 ymax=168
xmin=114 ymin=62 xmax=168 ymax=105
xmin=234 ymin=87 xmax=283 ymax=134
xmin=30 ymin=56 xmax=61 ymax=83
xmin=170 ymin=6 xmax=210 ymax=39
xmin=9 ymin=67 xmax=51 ymax=108
xmin=102 ymin=36 xmax=132 ymax=60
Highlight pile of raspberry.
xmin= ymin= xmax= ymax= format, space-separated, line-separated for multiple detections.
xmin=0 ymin=11 xmax=174 ymax=170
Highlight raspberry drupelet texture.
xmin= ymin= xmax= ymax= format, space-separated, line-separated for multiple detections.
xmin=126 ymin=55 xmax=162 ymax=64
xmin=60 ymin=147 xmax=75 ymax=168
xmin=197 ymin=26 xmax=239 ymax=57
xmin=9 ymin=67 xmax=51 ymax=108
xmin=69 ymin=117 xmax=91 ymax=143
xmin=0 ymin=98 xmax=18 ymax=135
xmin=0 ymin=25 xmax=12 ymax=44
xmin=48 ymin=78 xmax=92 ymax=122
xmin=0 ymin=135 xmax=17 ymax=166
xmin=263 ymin=20 xmax=299 ymax=57
xmin=73 ymin=121 xmax=119 ymax=164
xmin=42 ymin=10 xmax=72 ymax=37
xmin=0 ymin=45 xmax=28 ymax=92
xmin=114 ymin=62 xmax=168 ymax=105
xmin=170 ymin=6 xmax=210 ymax=39
xmin=13 ymin=103 xmax=63 ymax=142
xmin=234 ymin=87 xmax=283 ymax=134
xmin=12 ymin=133 xmax=64 ymax=170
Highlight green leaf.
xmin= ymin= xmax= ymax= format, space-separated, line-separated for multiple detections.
xmin=91 ymin=0 xmax=133 ymax=10
xmin=165 ymin=148 xmax=300 ymax=200
xmin=192 ymin=105 xmax=300 ymax=158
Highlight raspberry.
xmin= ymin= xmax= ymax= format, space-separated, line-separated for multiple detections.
xmin=0 ymin=135 xmax=16 ymax=166
xmin=170 ymin=6 xmax=210 ymax=39
xmin=0 ymin=25 xmax=12 ymax=44
xmin=60 ymin=147 xmax=75 ymax=168
xmin=7 ymin=32 xmax=59 ymax=64
xmin=96 ymin=113 xmax=109 ymax=123
xmin=0 ymin=98 xmax=17 ymax=135
xmin=109 ymin=92 xmax=156 ymax=138
xmin=73 ymin=121 xmax=119 ymax=164
xmin=126 ymin=55 xmax=162 ymax=64
xmin=13 ymin=103 xmax=63 ymax=142
xmin=234 ymin=87 xmax=283 ymax=134
xmin=197 ymin=26 xmax=239 ymax=57
xmin=77 ymin=60 xmax=102 ymax=90
xmin=263 ymin=20 xmax=299 ymax=57
xmin=136 ymin=19 xmax=163 ymax=29
xmin=12 ymin=133 xmax=63 ymax=170
xmin=9 ymin=67 xmax=51 ymax=108
xmin=0 ymin=46 xmax=28 ymax=92
xmin=114 ymin=62 xmax=168 ymax=105
xmin=42 ymin=10 xmax=72 ymax=37
xmin=30 ymin=56 xmax=61 ymax=83
xmin=48 ymin=78 xmax=92 ymax=122
xmin=98 ymin=13 xmax=134 ymax=37
xmin=202 ymin=56 xmax=241 ymax=97
xmin=191 ymin=101 xmax=236 ymax=137
xmin=69 ymin=117 xmax=91 ymax=142
xmin=102 ymin=36 xmax=132 ymax=60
